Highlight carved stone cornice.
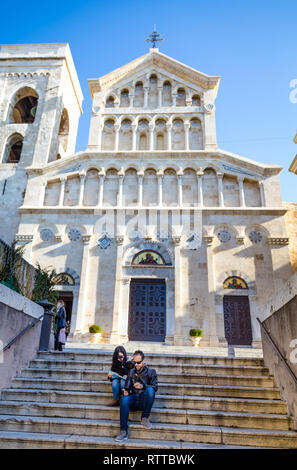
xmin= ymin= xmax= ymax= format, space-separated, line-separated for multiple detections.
xmin=115 ymin=235 xmax=124 ymax=245
xmin=82 ymin=235 xmax=91 ymax=245
xmin=172 ymin=236 xmax=181 ymax=245
xmin=15 ymin=234 xmax=34 ymax=243
xmin=268 ymin=237 xmax=289 ymax=246
xmin=203 ymin=236 xmax=213 ymax=246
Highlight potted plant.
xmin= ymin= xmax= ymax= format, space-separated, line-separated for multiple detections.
xmin=189 ymin=328 xmax=203 ymax=347
xmin=89 ymin=324 xmax=102 ymax=344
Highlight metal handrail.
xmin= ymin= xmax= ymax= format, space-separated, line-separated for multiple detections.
xmin=257 ymin=317 xmax=297 ymax=385
xmin=0 ymin=314 xmax=44 ymax=354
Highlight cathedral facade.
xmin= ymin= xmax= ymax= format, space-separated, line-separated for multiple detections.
xmin=0 ymin=44 xmax=293 ymax=347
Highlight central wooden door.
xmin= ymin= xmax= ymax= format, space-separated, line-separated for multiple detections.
xmin=128 ymin=279 xmax=166 ymax=342
xmin=223 ymin=295 xmax=253 ymax=345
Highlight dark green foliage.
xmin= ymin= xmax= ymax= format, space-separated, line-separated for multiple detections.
xmin=189 ymin=328 xmax=203 ymax=337
xmin=31 ymin=263 xmax=59 ymax=305
xmin=89 ymin=324 xmax=102 ymax=334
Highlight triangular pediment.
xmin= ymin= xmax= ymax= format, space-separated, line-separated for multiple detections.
xmin=88 ymin=49 xmax=220 ymax=97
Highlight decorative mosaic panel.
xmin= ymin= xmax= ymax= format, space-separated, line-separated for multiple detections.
xmin=54 ymin=273 xmax=75 ymax=286
xmin=68 ymin=229 xmax=81 ymax=242
xmin=249 ymin=231 xmax=263 ymax=244
xmin=223 ymin=276 xmax=248 ymax=289
xmin=132 ymin=250 xmax=165 ymax=265
xmin=98 ymin=233 xmax=112 ymax=249
xmin=40 ymin=229 xmax=54 ymax=242
xmin=218 ymin=230 xmax=231 ymax=243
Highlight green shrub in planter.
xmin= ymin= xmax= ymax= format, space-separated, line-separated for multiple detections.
xmin=189 ymin=328 xmax=203 ymax=337
xmin=89 ymin=325 xmax=102 ymax=334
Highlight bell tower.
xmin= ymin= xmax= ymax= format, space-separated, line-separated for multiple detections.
xmin=0 ymin=43 xmax=83 ymax=243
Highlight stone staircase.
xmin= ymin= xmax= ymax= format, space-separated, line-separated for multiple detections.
xmin=0 ymin=348 xmax=297 ymax=449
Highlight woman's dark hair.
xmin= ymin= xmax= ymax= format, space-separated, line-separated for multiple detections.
xmin=111 ymin=346 xmax=127 ymax=371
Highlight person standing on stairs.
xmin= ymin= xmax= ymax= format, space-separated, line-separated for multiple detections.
xmin=107 ymin=346 xmax=133 ymax=406
xmin=54 ymin=300 xmax=67 ymax=352
xmin=115 ymin=350 xmax=158 ymax=443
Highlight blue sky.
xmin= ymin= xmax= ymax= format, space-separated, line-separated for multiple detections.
xmin=1 ymin=0 xmax=297 ymax=202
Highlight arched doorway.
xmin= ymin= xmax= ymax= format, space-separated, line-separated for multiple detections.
xmin=222 ymin=276 xmax=252 ymax=345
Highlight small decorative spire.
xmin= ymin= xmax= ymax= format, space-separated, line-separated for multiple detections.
xmin=146 ymin=26 xmax=164 ymax=49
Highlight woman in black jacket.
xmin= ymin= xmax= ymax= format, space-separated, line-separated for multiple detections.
xmin=107 ymin=346 xmax=133 ymax=406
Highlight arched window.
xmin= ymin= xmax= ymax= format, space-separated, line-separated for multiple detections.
xmin=3 ymin=133 xmax=24 ymax=163
xmin=9 ymin=87 xmax=38 ymax=123
xmin=106 ymin=96 xmax=115 ymax=108
xmin=138 ymin=119 xmax=149 ymax=150
xmin=134 ymin=82 xmax=144 ymax=107
xmin=120 ymin=89 xmax=130 ymax=107
xmin=119 ymin=119 xmax=132 ymax=150
xmin=148 ymin=74 xmax=158 ymax=107
xmin=132 ymin=250 xmax=165 ymax=265
xmin=102 ymin=119 xmax=115 ymax=151
xmin=223 ymin=277 xmax=248 ymax=289
xmin=163 ymin=81 xmax=172 ymax=106
xmin=54 ymin=273 xmax=75 ymax=286
xmin=176 ymin=88 xmax=186 ymax=106
xmin=192 ymin=94 xmax=201 ymax=106
xmin=58 ymin=108 xmax=69 ymax=153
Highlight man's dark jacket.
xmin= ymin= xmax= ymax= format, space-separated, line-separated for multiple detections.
xmin=124 ymin=365 xmax=158 ymax=394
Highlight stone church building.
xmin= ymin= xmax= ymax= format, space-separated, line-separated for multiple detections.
xmin=0 ymin=43 xmax=293 ymax=347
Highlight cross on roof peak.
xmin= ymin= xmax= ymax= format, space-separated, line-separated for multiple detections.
xmin=146 ymin=27 xmax=164 ymax=49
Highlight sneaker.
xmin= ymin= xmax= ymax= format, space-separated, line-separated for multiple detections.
xmin=115 ymin=430 xmax=128 ymax=442
xmin=141 ymin=417 xmax=153 ymax=429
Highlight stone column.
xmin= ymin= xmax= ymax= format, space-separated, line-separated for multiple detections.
xmin=238 ymin=176 xmax=246 ymax=207
xmin=97 ymin=169 xmax=105 ymax=207
xmin=137 ymin=169 xmax=144 ymax=207
xmin=117 ymin=169 xmax=125 ymax=207
xmin=259 ymin=181 xmax=265 ymax=207
xmin=173 ymin=236 xmax=182 ymax=345
xmin=73 ymin=235 xmax=91 ymax=336
xmin=217 ymin=172 xmax=224 ymax=207
xmin=197 ymin=168 xmax=204 ymax=207
xmin=203 ymin=236 xmax=219 ymax=346
xmin=78 ymin=172 xmax=86 ymax=206
xmin=115 ymin=123 xmax=120 ymax=151
xmin=157 ymin=169 xmax=164 ymax=206
xmin=110 ymin=235 xmax=125 ymax=344
xmin=177 ymin=171 xmax=183 ymax=207
xmin=149 ymin=123 xmax=155 ymax=151
xmin=185 ymin=122 xmax=190 ymax=151
xmin=130 ymin=93 xmax=135 ymax=108
xmin=132 ymin=123 xmax=137 ymax=151
xmin=172 ymin=92 xmax=177 ymax=107
xmin=166 ymin=123 xmax=172 ymax=151
xmin=98 ymin=122 xmax=104 ymax=151
xmin=158 ymin=85 xmax=163 ymax=107
xmin=58 ymin=176 xmax=66 ymax=207
xmin=39 ymin=180 xmax=47 ymax=207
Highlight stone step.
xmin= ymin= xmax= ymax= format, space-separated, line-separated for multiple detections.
xmin=1 ymin=388 xmax=287 ymax=414
xmin=38 ymin=350 xmax=264 ymax=367
xmin=9 ymin=377 xmax=281 ymax=399
xmin=0 ymin=401 xmax=292 ymax=431
xmin=20 ymin=368 xmax=275 ymax=388
xmin=0 ymin=415 xmax=296 ymax=448
xmin=0 ymin=431 xmax=259 ymax=449
xmin=30 ymin=359 xmax=270 ymax=377
xmin=65 ymin=343 xmax=264 ymax=359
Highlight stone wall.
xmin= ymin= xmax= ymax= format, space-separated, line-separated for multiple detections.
xmin=284 ymin=202 xmax=297 ymax=272
xmin=258 ymin=272 xmax=297 ymax=429
xmin=0 ymin=283 xmax=43 ymax=392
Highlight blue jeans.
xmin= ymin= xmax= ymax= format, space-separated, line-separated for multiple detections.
xmin=120 ymin=386 xmax=156 ymax=431
xmin=112 ymin=378 xmax=126 ymax=400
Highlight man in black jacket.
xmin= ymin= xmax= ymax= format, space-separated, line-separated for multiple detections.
xmin=115 ymin=350 xmax=158 ymax=443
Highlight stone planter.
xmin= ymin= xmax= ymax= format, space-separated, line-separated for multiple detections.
xmin=190 ymin=336 xmax=202 ymax=347
xmin=89 ymin=333 xmax=102 ymax=344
